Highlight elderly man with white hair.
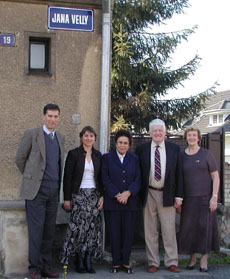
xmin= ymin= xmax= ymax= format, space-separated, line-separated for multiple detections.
xmin=136 ymin=119 xmax=183 ymax=273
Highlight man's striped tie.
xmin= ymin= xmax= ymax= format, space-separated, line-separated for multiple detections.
xmin=154 ymin=146 xmax=161 ymax=181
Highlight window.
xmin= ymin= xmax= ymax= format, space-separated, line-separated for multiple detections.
xmin=219 ymin=114 xmax=223 ymax=123
xmin=213 ymin=115 xmax=217 ymax=124
xmin=209 ymin=114 xmax=224 ymax=126
xmin=29 ymin=37 xmax=50 ymax=75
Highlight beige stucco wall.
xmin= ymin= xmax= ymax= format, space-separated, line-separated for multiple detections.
xmin=0 ymin=0 xmax=105 ymax=275
xmin=0 ymin=208 xmax=28 ymax=275
xmin=0 ymin=0 xmax=102 ymax=200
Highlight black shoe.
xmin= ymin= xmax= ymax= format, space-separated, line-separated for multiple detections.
xmin=84 ymin=252 xmax=96 ymax=274
xmin=199 ymin=267 xmax=208 ymax=272
xmin=186 ymin=265 xmax=195 ymax=270
xmin=110 ymin=266 xmax=120 ymax=273
xmin=122 ymin=266 xmax=133 ymax=274
xmin=75 ymin=253 xmax=87 ymax=273
xmin=29 ymin=270 xmax=41 ymax=279
xmin=41 ymin=269 xmax=59 ymax=278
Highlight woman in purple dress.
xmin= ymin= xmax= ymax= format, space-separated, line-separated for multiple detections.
xmin=178 ymin=128 xmax=220 ymax=272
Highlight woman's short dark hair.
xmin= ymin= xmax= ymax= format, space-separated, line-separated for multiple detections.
xmin=80 ymin=126 xmax=97 ymax=140
xmin=115 ymin=130 xmax=132 ymax=145
xmin=43 ymin=103 xmax=60 ymax=115
xmin=184 ymin=128 xmax=202 ymax=144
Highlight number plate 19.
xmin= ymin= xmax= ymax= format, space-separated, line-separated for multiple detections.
xmin=0 ymin=34 xmax=15 ymax=46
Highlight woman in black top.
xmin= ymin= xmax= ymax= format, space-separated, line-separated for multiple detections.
xmin=60 ymin=126 xmax=103 ymax=274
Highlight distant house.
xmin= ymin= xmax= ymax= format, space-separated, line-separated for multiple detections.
xmin=183 ymin=90 xmax=230 ymax=162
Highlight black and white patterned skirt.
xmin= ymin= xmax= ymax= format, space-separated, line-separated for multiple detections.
xmin=60 ymin=188 xmax=103 ymax=265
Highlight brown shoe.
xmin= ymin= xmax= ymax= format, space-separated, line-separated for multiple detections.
xmin=168 ymin=265 xmax=180 ymax=273
xmin=148 ymin=265 xmax=158 ymax=273
xmin=41 ymin=269 xmax=59 ymax=278
xmin=29 ymin=270 xmax=41 ymax=279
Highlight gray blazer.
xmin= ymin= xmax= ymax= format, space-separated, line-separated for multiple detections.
xmin=15 ymin=126 xmax=65 ymax=200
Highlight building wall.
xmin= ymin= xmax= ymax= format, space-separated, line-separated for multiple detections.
xmin=0 ymin=203 xmax=28 ymax=276
xmin=225 ymin=134 xmax=230 ymax=163
xmin=0 ymin=0 xmax=102 ymax=200
xmin=0 ymin=0 xmax=104 ymax=275
xmin=218 ymin=164 xmax=230 ymax=248
xmin=224 ymin=163 xmax=230 ymax=205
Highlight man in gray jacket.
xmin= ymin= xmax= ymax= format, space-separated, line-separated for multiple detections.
xmin=16 ymin=104 xmax=65 ymax=279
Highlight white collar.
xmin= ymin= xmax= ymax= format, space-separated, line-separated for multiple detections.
xmin=43 ymin=124 xmax=55 ymax=136
xmin=116 ymin=150 xmax=126 ymax=161
xmin=152 ymin=140 xmax=164 ymax=148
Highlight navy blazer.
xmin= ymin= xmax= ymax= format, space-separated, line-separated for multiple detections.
xmin=135 ymin=140 xmax=183 ymax=207
xmin=101 ymin=150 xmax=141 ymax=211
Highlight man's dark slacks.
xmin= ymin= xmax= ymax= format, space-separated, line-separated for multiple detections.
xmin=25 ymin=186 xmax=59 ymax=272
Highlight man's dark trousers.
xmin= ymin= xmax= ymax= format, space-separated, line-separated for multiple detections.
xmin=25 ymin=186 xmax=59 ymax=272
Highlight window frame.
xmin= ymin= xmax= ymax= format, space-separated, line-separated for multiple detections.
xmin=28 ymin=37 xmax=51 ymax=76
xmin=209 ymin=114 xmax=224 ymax=126
xmin=213 ymin=114 xmax=218 ymax=124
xmin=219 ymin=114 xmax=224 ymax=123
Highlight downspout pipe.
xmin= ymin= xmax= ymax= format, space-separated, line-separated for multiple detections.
xmin=99 ymin=0 xmax=111 ymax=154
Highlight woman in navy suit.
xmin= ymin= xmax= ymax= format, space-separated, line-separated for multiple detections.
xmin=102 ymin=130 xmax=141 ymax=274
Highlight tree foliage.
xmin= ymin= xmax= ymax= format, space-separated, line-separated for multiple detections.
xmin=111 ymin=115 xmax=130 ymax=132
xmin=111 ymin=0 xmax=215 ymax=131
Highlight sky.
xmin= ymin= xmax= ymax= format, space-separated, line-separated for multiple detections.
xmin=153 ymin=0 xmax=230 ymax=99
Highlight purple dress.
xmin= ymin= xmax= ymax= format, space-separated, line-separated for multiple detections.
xmin=178 ymin=147 xmax=219 ymax=254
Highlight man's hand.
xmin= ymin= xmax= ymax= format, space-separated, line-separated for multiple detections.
xmin=174 ymin=198 xmax=182 ymax=209
xmin=63 ymin=200 xmax=71 ymax=211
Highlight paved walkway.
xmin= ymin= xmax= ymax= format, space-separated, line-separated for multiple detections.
xmin=6 ymin=263 xmax=230 ymax=279
xmin=63 ymin=264 xmax=230 ymax=279
xmin=4 ymin=250 xmax=230 ymax=279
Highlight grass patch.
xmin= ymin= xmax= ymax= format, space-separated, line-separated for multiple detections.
xmin=130 ymin=249 xmax=230 ymax=267
xmin=177 ymin=252 xmax=230 ymax=266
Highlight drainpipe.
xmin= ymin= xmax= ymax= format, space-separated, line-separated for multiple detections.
xmin=99 ymin=0 xmax=111 ymax=154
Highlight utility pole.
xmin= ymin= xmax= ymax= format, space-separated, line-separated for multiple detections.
xmin=99 ymin=0 xmax=111 ymax=154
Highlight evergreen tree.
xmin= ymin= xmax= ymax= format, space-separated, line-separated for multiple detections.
xmin=111 ymin=0 xmax=215 ymax=131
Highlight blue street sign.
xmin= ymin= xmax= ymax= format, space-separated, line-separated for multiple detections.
xmin=0 ymin=34 xmax=15 ymax=46
xmin=48 ymin=6 xmax=93 ymax=31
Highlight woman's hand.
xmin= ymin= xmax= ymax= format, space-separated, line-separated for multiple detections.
xmin=210 ymin=171 xmax=219 ymax=212
xmin=117 ymin=190 xmax=131 ymax=205
xmin=63 ymin=200 xmax=71 ymax=211
xmin=210 ymin=196 xmax=218 ymax=212
xmin=98 ymin=197 xmax=104 ymax=210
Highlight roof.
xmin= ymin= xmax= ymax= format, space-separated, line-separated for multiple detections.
xmin=204 ymin=90 xmax=230 ymax=110
xmin=183 ymin=90 xmax=230 ymax=134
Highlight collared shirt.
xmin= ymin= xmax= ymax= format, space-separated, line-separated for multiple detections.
xmin=149 ymin=140 xmax=166 ymax=189
xmin=116 ymin=150 xmax=126 ymax=164
xmin=43 ymin=124 xmax=55 ymax=138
